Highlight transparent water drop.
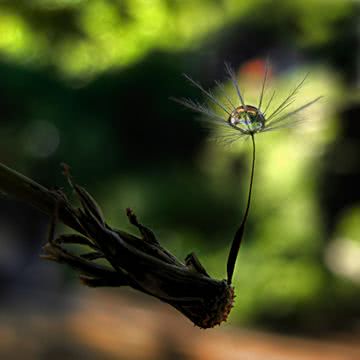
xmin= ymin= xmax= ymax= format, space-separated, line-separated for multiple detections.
xmin=228 ymin=105 xmax=265 ymax=133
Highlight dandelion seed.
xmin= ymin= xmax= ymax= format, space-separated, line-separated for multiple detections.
xmin=173 ymin=62 xmax=322 ymax=285
xmin=174 ymin=63 xmax=322 ymax=141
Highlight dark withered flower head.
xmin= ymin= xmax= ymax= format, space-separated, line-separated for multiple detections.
xmin=174 ymin=63 xmax=322 ymax=143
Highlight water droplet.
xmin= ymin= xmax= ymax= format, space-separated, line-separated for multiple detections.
xmin=228 ymin=105 xmax=265 ymax=133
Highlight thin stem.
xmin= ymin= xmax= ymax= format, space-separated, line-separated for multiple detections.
xmin=226 ymin=134 xmax=256 ymax=285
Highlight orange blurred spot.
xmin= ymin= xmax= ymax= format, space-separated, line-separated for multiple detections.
xmin=240 ymin=58 xmax=272 ymax=80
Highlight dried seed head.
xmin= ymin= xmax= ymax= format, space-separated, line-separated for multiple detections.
xmin=190 ymin=282 xmax=235 ymax=329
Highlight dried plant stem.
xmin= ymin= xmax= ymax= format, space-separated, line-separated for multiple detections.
xmin=0 ymin=162 xmax=53 ymax=212
xmin=0 ymin=161 xmax=234 ymax=328
xmin=0 ymin=162 xmax=82 ymax=231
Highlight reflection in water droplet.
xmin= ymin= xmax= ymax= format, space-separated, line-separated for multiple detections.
xmin=228 ymin=105 xmax=265 ymax=133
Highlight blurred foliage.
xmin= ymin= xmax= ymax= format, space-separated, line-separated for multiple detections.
xmin=336 ymin=206 xmax=360 ymax=244
xmin=0 ymin=0 xmax=354 ymax=80
xmin=0 ymin=0 xmax=359 ymax=333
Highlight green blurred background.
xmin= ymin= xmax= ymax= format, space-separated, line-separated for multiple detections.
xmin=0 ymin=0 xmax=359 ymax=348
